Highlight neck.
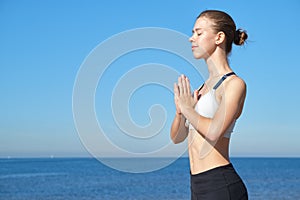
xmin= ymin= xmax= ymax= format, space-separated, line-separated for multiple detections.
xmin=205 ymin=50 xmax=232 ymax=79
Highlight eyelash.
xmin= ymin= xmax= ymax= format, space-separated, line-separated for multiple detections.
xmin=192 ymin=32 xmax=202 ymax=36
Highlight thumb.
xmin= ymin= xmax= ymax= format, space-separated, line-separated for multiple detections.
xmin=193 ymin=90 xmax=199 ymax=102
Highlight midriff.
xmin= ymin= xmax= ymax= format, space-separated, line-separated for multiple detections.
xmin=188 ymin=129 xmax=230 ymax=175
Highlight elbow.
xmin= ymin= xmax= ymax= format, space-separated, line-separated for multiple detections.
xmin=170 ymin=130 xmax=181 ymax=144
xmin=170 ymin=135 xmax=180 ymax=144
xmin=170 ymin=127 xmax=187 ymax=144
xmin=170 ymin=133 xmax=184 ymax=144
xmin=203 ymin=130 xmax=220 ymax=143
xmin=172 ymin=138 xmax=182 ymax=144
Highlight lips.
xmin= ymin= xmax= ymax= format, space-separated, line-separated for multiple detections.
xmin=191 ymin=45 xmax=198 ymax=50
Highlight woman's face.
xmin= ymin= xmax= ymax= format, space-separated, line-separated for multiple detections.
xmin=189 ymin=17 xmax=217 ymax=60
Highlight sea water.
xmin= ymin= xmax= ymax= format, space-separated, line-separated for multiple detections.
xmin=0 ymin=157 xmax=299 ymax=200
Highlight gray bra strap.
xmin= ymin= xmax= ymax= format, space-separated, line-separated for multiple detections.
xmin=213 ymin=72 xmax=236 ymax=90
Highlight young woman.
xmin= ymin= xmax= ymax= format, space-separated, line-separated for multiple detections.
xmin=170 ymin=10 xmax=248 ymax=199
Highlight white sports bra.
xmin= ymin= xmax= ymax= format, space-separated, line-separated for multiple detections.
xmin=186 ymin=72 xmax=236 ymax=138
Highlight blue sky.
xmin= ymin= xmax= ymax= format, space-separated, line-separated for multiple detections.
xmin=1 ymin=0 xmax=300 ymax=158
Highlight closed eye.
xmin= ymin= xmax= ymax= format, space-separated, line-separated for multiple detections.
xmin=192 ymin=30 xmax=202 ymax=36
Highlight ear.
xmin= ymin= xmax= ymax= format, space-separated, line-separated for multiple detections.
xmin=215 ymin=31 xmax=226 ymax=45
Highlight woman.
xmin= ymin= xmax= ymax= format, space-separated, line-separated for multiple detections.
xmin=170 ymin=10 xmax=248 ymax=199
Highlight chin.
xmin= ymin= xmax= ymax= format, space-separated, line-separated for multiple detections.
xmin=192 ymin=52 xmax=204 ymax=59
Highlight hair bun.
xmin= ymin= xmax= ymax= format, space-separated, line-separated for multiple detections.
xmin=234 ymin=29 xmax=248 ymax=45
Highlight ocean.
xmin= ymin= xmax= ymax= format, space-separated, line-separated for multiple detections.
xmin=0 ymin=157 xmax=299 ymax=200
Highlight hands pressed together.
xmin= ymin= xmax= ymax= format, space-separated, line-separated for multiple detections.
xmin=174 ymin=74 xmax=199 ymax=116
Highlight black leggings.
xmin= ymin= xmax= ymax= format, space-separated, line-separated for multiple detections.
xmin=190 ymin=163 xmax=248 ymax=200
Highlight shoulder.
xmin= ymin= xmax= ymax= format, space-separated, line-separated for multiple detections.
xmin=228 ymin=76 xmax=246 ymax=90
xmin=224 ymin=76 xmax=246 ymax=98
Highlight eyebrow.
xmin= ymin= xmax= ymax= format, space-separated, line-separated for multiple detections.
xmin=192 ymin=28 xmax=203 ymax=33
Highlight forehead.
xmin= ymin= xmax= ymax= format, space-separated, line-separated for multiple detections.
xmin=193 ymin=17 xmax=214 ymax=30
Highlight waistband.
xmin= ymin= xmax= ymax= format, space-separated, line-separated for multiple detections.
xmin=190 ymin=163 xmax=233 ymax=177
xmin=190 ymin=163 xmax=243 ymax=194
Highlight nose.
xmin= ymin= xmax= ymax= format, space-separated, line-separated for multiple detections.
xmin=189 ymin=33 xmax=195 ymax=43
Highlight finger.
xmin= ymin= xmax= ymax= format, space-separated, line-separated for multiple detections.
xmin=181 ymin=74 xmax=187 ymax=94
xmin=193 ymin=89 xmax=199 ymax=102
xmin=178 ymin=76 xmax=183 ymax=95
xmin=174 ymin=83 xmax=179 ymax=97
xmin=186 ymin=76 xmax=191 ymax=95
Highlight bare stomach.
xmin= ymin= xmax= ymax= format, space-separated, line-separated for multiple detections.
xmin=188 ymin=129 xmax=231 ymax=175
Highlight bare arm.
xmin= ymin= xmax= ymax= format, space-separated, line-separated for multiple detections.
xmin=177 ymin=75 xmax=246 ymax=142
xmin=170 ymin=113 xmax=188 ymax=144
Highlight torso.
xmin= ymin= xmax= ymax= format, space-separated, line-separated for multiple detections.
xmin=187 ymin=73 xmax=240 ymax=175
xmin=188 ymin=129 xmax=230 ymax=174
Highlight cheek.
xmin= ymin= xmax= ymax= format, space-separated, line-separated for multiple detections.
xmin=198 ymin=37 xmax=216 ymax=55
xmin=192 ymin=38 xmax=216 ymax=59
